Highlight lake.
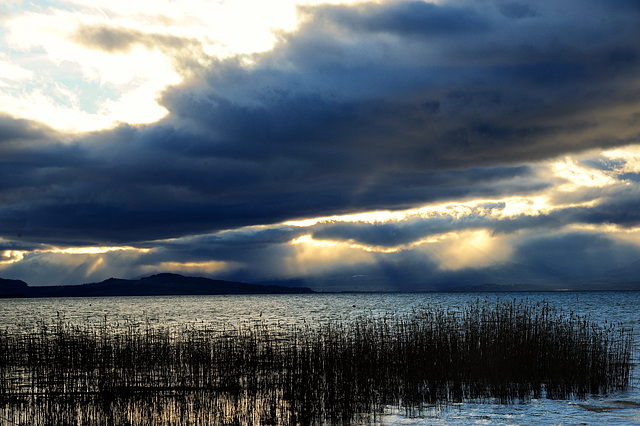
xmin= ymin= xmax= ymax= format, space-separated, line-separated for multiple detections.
xmin=1 ymin=291 xmax=639 ymax=425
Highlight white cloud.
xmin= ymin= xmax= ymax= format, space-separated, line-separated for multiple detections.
xmin=0 ymin=0 xmax=374 ymax=132
xmin=1 ymin=5 xmax=182 ymax=131
xmin=0 ymin=53 xmax=33 ymax=85
xmin=0 ymin=87 xmax=116 ymax=132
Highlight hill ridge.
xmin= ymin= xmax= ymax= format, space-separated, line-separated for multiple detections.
xmin=0 ymin=274 xmax=314 ymax=298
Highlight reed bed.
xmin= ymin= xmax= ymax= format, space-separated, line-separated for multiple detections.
xmin=0 ymin=299 xmax=633 ymax=425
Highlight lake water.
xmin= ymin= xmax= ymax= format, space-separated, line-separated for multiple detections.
xmin=1 ymin=291 xmax=639 ymax=425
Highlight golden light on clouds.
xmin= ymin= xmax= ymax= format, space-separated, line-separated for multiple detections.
xmin=603 ymin=146 xmax=640 ymax=174
xmin=281 ymin=148 xmax=640 ymax=274
xmin=285 ymin=211 xmax=407 ymax=227
xmin=144 ymin=261 xmax=232 ymax=276
xmin=286 ymin=195 xmax=555 ymax=229
xmin=4 ymin=143 xmax=631 ymax=280
xmin=553 ymin=157 xmax=616 ymax=191
xmin=0 ymin=250 xmax=26 ymax=265
xmin=286 ymin=229 xmax=514 ymax=273
xmin=46 ymin=246 xmax=149 ymax=255
xmin=427 ymin=230 xmax=514 ymax=271
xmin=0 ymin=246 xmax=151 ymax=275
xmin=285 ymin=147 xmax=640 ymax=241
xmin=287 ymin=235 xmax=375 ymax=276
xmin=569 ymin=223 xmax=640 ymax=246
xmin=496 ymin=196 xmax=551 ymax=218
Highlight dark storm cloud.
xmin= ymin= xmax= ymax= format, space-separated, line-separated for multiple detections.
xmin=0 ymin=114 xmax=56 ymax=143
xmin=364 ymin=196 xmax=640 ymax=248
xmin=572 ymin=195 xmax=640 ymax=228
xmin=0 ymin=239 xmax=41 ymax=253
xmin=307 ymin=206 xmax=557 ymax=248
xmin=304 ymin=1 xmax=490 ymax=37
xmin=3 ymin=0 xmax=640 ymax=248
xmin=496 ymin=2 xmax=535 ymax=20
xmin=165 ymin=0 xmax=640 ymax=167
xmin=73 ymin=25 xmax=197 ymax=53
xmin=308 ymin=173 xmax=640 ymax=249
xmin=512 ymin=231 xmax=640 ymax=279
xmin=150 ymin=227 xmax=309 ymax=263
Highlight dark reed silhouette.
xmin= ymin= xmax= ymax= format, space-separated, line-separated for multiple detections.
xmin=0 ymin=299 xmax=633 ymax=425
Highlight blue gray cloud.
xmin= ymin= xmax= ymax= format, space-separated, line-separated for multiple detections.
xmin=2 ymin=0 xmax=640 ymax=287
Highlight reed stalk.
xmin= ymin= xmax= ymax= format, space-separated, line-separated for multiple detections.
xmin=0 ymin=300 xmax=633 ymax=425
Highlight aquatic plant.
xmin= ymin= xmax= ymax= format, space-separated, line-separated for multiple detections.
xmin=0 ymin=300 xmax=633 ymax=425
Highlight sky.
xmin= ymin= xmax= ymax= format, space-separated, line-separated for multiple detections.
xmin=1 ymin=0 xmax=640 ymax=290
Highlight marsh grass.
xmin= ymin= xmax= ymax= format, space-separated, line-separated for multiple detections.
xmin=0 ymin=300 xmax=633 ymax=425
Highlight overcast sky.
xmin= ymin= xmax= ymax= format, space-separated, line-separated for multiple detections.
xmin=2 ymin=0 xmax=640 ymax=289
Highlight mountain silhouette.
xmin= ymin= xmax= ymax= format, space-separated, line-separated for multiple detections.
xmin=0 ymin=273 xmax=314 ymax=298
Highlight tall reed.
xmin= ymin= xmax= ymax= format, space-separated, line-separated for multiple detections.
xmin=0 ymin=300 xmax=633 ymax=425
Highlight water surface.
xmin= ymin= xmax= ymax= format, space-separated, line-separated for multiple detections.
xmin=2 ymin=291 xmax=639 ymax=425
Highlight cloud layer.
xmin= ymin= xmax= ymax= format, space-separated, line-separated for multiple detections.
xmin=2 ymin=0 xmax=640 ymax=287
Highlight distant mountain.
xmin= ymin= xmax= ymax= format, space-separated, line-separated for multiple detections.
xmin=0 ymin=273 xmax=314 ymax=298
xmin=0 ymin=278 xmax=29 ymax=298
